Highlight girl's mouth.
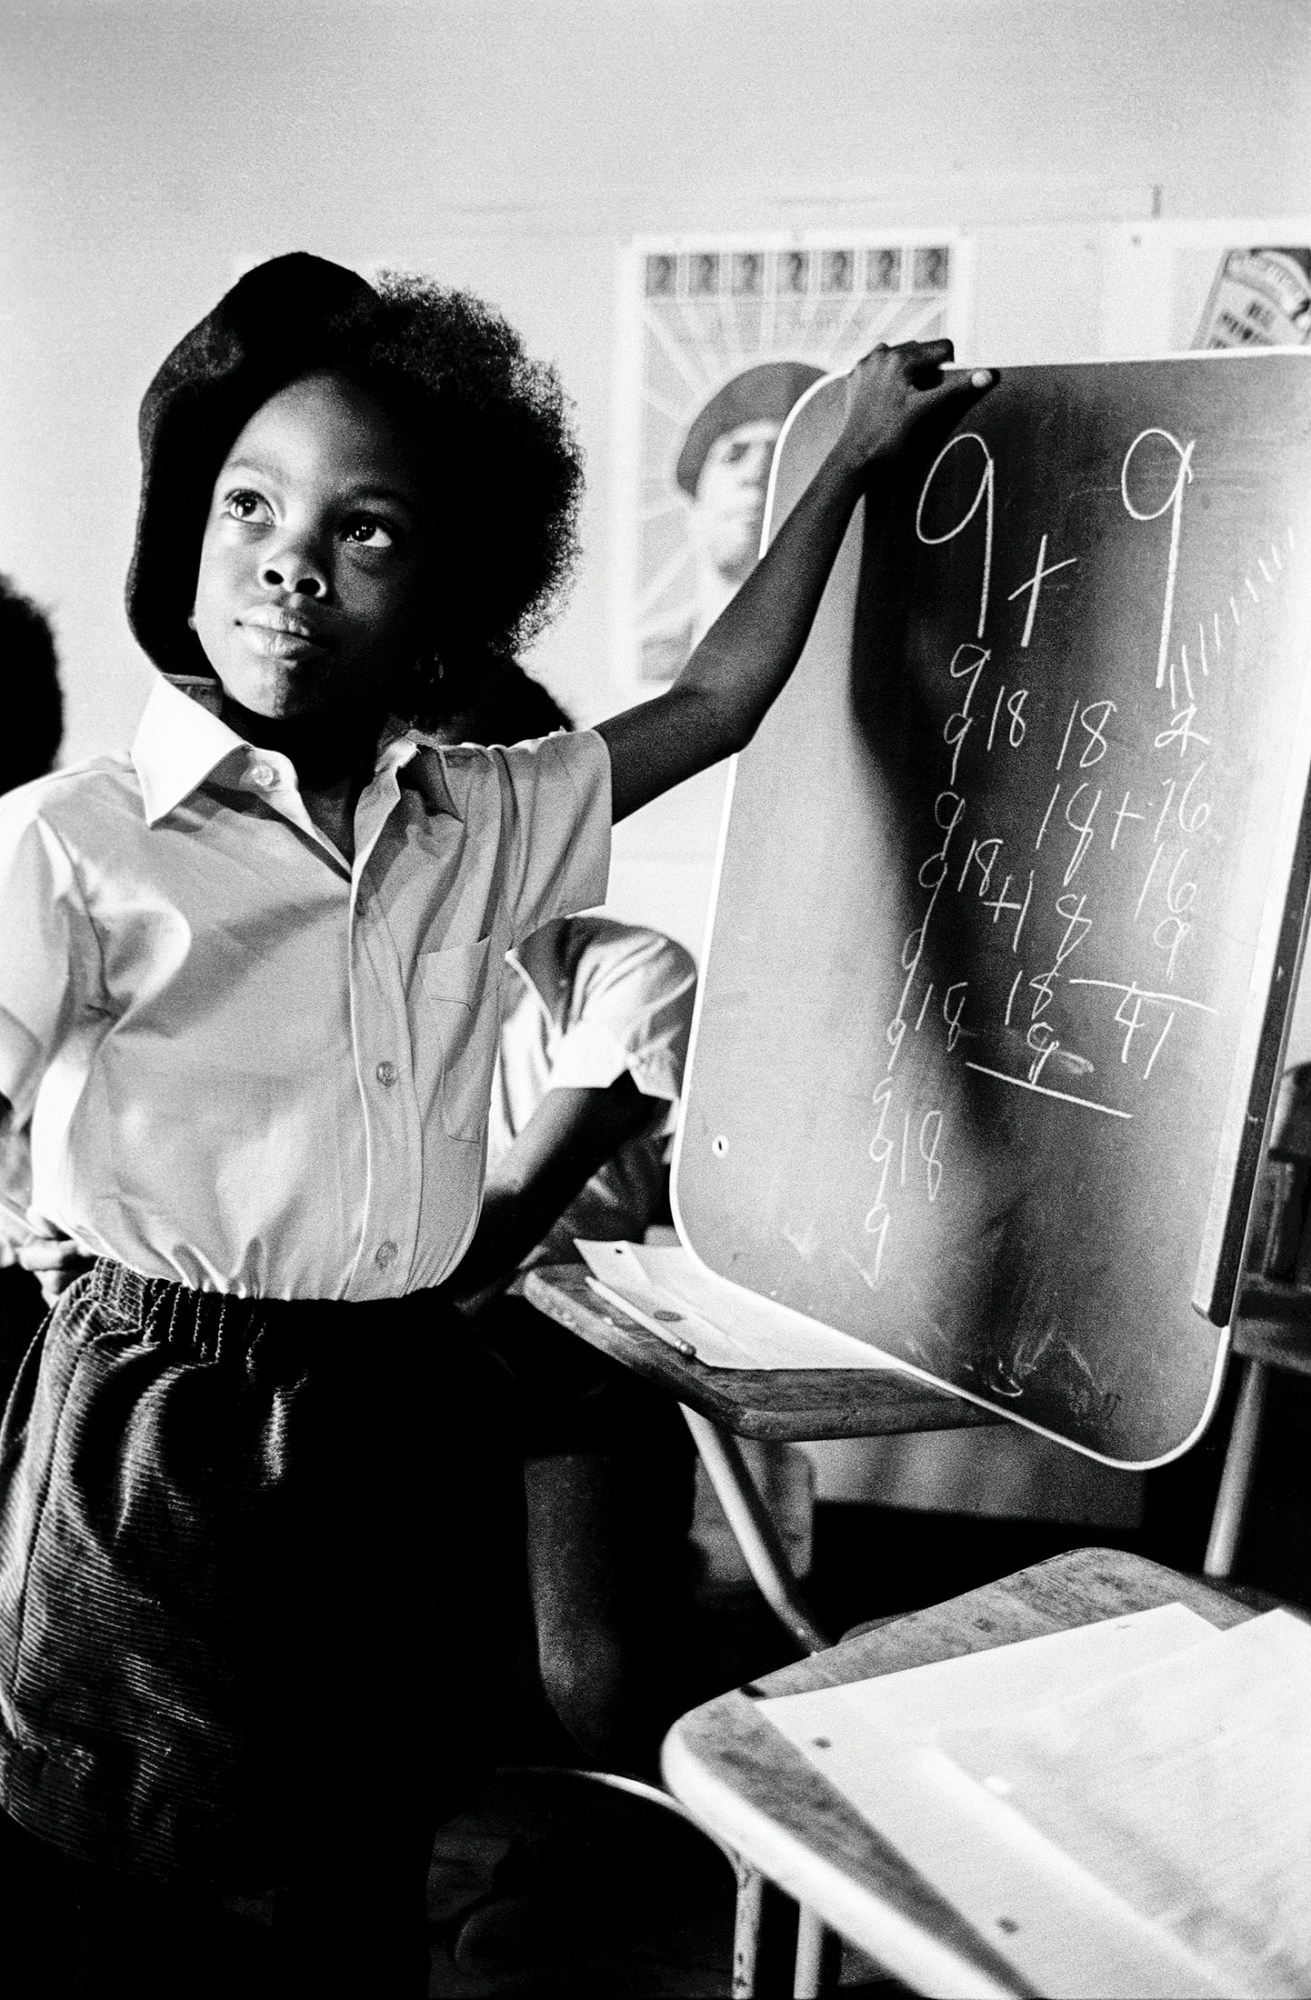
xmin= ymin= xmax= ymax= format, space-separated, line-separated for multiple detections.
xmin=243 ymin=629 xmax=327 ymax=661
xmin=238 ymin=608 xmax=331 ymax=658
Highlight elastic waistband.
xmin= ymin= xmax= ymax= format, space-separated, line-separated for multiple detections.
xmin=88 ymin=1259 xmax=455 ymax=1353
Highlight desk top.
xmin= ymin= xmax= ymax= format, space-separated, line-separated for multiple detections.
xmin=523 ymin=1262 xmax=997 ymax=1442
xmin=662 ymin=1547 xmax=1253 ymax=1997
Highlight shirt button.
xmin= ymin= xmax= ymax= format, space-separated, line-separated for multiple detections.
xmin=249 ymin=762 xmax=277 ymax=789
xmin=375 ymin=1240 xmax=399 ymax=1270
xmin=375 ymin=1060 xmax=398 ymax=1087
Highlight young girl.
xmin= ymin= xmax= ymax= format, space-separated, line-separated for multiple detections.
xmin=0 ymin=252 xmax=987 ymax=1995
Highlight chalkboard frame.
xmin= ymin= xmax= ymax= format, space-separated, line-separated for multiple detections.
xmin=671 ymin=350 xmax=1311 ymax=1468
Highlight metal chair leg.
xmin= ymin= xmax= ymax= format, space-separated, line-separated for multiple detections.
xmin=793 ymin=1905 xmax=844 ymax=1996
xmin=681 ymin=1405 xmax=830 ymax=1655
xmin=733 ymin=1860 xmax=800 ymax=1998
xmin=1205 ymin=1356 xmax=1270 ymax=1578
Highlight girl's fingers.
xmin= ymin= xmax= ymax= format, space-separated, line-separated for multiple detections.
xmin=924 ymin=366 xmax=996 ymax=404
xmin=904 ymin=337 xmax=955 ymax=368
xmin=17 ymin=1236 xmax=83 ymax=1272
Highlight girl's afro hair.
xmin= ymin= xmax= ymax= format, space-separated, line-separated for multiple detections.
xmin=127 ymin=253 xmax=584 ymax=726
xmin=336 ymin=272 xmax=584 ymax=721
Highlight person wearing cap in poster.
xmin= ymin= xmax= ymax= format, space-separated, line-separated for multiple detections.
xmin=640 ymin=358 xmax=824 ymax=682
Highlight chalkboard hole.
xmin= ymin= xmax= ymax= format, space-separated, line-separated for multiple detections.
xmin=712 ymin=1135 xmax=729 ymax=1158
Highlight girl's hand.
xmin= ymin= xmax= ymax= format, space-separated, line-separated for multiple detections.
xmin=17 ymin=1233 xmax=93 ymax=1307
xmin=832 ymin=339 xmax=993 ymax=474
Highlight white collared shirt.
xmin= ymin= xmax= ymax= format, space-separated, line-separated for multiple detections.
xmin=0 ymin=677 xmax=611 ymax=1299
xmin=489 ymin=917 xmax=696 ymax=1266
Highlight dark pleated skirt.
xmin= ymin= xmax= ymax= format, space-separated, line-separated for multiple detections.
xmin=0 ymin=1261 xmax=522 ymax=1888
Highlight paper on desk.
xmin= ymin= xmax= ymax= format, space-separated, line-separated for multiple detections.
xmin=574 ymin=1239 xmax=900 ymax=1370
xmin=760 ymin=1604 xmax=1233 ymax=1998
xmin=928 ymin=1608 xmax=1311 ymax=1998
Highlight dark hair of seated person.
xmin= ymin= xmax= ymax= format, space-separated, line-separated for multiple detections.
xmin=432 ymin=653 xmax=573 ymax=749
xmin=0 ymin=573 xmax=63 ymax=794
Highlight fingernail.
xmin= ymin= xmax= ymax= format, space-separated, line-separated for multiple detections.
xmin=969 ymin=369 xmax=993 ymax=388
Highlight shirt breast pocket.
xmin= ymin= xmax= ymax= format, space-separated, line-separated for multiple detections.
xmin=418 ymin=936 xmax=497 ymax=1141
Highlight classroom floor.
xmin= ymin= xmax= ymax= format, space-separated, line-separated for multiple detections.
xmin=420 ymin=1585 xmax=901 ymax=2000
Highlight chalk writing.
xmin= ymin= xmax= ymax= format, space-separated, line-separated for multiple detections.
xmin=1007 ymin=532 xmax=1078 ymax=648
xmin=1121 ymin=427 xmax=1196 ymax=691
xmin=916 ymin=432 xmax=995 ymax=637
xmin=858 ymin=398 xmax=1297 ymax=1290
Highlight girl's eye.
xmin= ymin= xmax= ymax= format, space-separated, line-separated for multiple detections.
xmin=342 ymin=515 xmax=396 ymax=550
xmin=222 ymin=489 xmax=272 ymax=524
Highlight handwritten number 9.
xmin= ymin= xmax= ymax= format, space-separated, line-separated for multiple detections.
xmin=1120 ymin=427 xmax=1197 ymax=693
xmin=916 ymin=433 xmax=996 ymax=639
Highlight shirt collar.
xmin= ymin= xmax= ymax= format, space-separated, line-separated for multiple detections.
xmin=130 ymin=676 xmax=462 ymax=826
xmin=131 ymin=677 xmax=249 ymax=825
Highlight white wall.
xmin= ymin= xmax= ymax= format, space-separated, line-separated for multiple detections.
xmin=5 ymin=0 xmax=1310 ymax=1509
xmin=5 ymin=0 xmax=1309 ymax=755
xmin=5 ymin=0 xmax=1310 ymax=954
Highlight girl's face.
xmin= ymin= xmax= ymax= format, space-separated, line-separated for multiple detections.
xmin=193 ymin=370 xmax=434 ymax=726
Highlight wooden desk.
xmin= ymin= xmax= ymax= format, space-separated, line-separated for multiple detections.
xmin=662 ymin=1548 xmax=1254 ymax=1999
xmin=525 ymin=1262 xmax=998 ymax=1653
xmin=523 ymin=1263 xmax=996 ymax=1443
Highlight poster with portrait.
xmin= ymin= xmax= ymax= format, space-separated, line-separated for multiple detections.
xmin=616 ymin=232 xmax=969 ymax=693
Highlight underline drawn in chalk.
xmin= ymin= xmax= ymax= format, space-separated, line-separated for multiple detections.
xmin=965 ymin=1061 xmax=1133 ymax=1119
xmin=1068 ymin=978 xmax=1217 ymax=1013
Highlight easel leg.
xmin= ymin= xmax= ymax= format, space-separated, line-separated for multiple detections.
xmin=793 ymin=1906 xmax=844 ymax=1996
xmin=733 ymin=1860 xmax=800 ymax=1998
xmin=1204 ymin=1357 xmax=1269 ymax=1578
xmin=680 ymin=1406 xmax=830 ymax=1655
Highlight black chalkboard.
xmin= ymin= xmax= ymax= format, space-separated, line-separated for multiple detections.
xmin=673 ymin=354 xmax=1311 ymax=1464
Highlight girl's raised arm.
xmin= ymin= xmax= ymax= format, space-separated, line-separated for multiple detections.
xmin=597 ymin=340 xmax=992 ymax=823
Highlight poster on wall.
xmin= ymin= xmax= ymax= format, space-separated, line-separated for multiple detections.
xmin=1193 ymin=246 xmax=1311 ymax=350
xmin=616 ymin=233 xmax=969 ymax=695
xmin=1102 ymin=221 xmax=1311 ymax=360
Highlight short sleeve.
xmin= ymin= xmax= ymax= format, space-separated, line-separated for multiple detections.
xmin=534 ymin=923 xmax=697 ymax=1125
xmin=0 ymin=1126 xmax=34 ymax=1258
xmin=0 ymin=797 xmax=90 ymax=1119
xmin=494 ymin=730 xmax=611 ymax=944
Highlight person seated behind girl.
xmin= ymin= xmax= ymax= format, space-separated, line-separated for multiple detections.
xmin=430 ymin=658 xmax=701 ymax=1776
xmin=0 ymin=573 xmax=65 ymax=1398
xmin=0 ymin=250 xmax=989 ymax=1998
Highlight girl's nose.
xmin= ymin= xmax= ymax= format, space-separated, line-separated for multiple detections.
xmin=260 ymin=540 xmax=329 ymax=598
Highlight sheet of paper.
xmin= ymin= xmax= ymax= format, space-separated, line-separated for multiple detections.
xmin=932 ymin=1609 xmax=1311 ymax=1998
xmin=574 ymin=1238 xmax=899 ymax=1370
xmin=760 ymin=1605 xmax=1232 ymax=1998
